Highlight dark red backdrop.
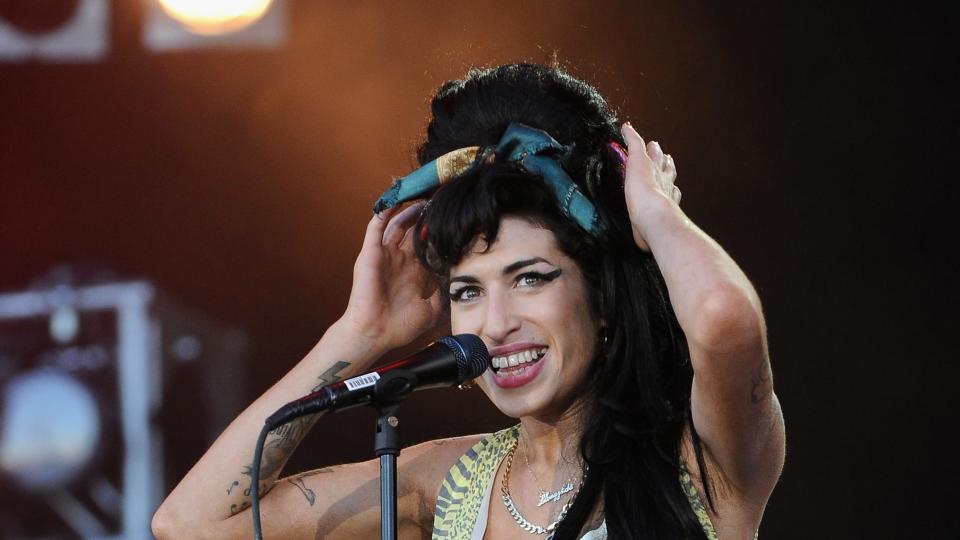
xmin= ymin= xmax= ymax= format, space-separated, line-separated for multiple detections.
xmin=1 ymin=1 xmax=954 ymax=537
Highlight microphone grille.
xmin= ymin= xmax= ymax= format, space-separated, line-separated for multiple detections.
xmin=438 ymin=334 xmax=489 ymax=382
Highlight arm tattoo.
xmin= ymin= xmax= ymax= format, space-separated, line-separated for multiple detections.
xmin=253 ymin=361 xmax=350 ymax=481
xmin=230 ymin=469 xmax=270 ymax=514
xmin=258 ymin=415 xmax=312 ymax=480
xmin=230 ymin=500 xmax=250 ymax=516
xmin=239 ymin=468 xmax=271 ymax=498
xmin=227 ymin=360 xmax=352 ymax=514
xmin=297 ymin=465 xmax=338 ymax=479
xmin=750 ymin=357 xmax=772 ymax=404
xmin=311 ymin=360 xmax=351 ymax=392
xmin=287 ymin=478 xmax=316 ymax=506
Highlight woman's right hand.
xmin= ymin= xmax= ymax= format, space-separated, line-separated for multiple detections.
xmin=340 ymin=202 xmax=442 ymax=353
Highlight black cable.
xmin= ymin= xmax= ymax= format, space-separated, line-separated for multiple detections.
xmin=251 ymin=389 xmax=334 ymax=539
xmin=250 ymin=422 xmax=271 ymax=540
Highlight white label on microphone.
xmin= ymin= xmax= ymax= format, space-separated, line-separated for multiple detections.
xmin=344 ymin=372 xmax=380 ymax=391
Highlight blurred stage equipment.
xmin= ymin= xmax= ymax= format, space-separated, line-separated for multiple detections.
xmin=0 ymin=0 xmax=108 ymax=62
xmin=144 ymin=0 xmax=285 ymax=51
xmin=0 ymin=266 xmax=248 ymax=538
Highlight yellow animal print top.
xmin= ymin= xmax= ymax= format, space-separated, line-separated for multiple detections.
xmin=432 ymin=426 xmax=719 ymax=539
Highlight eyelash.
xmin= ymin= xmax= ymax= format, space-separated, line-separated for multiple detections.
xmin=449 ymin=269 xmax=561 ymax=303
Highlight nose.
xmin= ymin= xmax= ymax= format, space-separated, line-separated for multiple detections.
xmin=481 ymin=292 xmax=520 ymax=344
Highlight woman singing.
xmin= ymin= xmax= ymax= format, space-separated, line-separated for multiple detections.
xmin=153 ymin=63 xmax=785 ymax=539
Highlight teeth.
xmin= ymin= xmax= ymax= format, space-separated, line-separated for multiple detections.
xmin=490 ymin=347 xmax=548 ymax=370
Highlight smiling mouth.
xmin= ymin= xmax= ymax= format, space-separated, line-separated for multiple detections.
xmin=490 ymin=347 xmax=547 ymax=374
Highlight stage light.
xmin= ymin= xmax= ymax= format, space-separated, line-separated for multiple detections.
xmin=0 ymin=370 xmax=101 ymax=492
xmin=50 ymin=305 xmax=80 ymax=344
xmin=0 ymin=269 xmax=248 ymax=537
xmin=157 ymin=0 xmax=274 ymax=36
xmin=144 ymin=0 xmax=284 ymax=52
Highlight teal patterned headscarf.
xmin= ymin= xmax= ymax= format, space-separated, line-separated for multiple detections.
xmin=373 ymin=122 xmax=606 ymax=237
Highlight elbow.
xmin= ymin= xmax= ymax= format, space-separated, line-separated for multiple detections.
xmin=687 ymin=283 xmax=765 ymax=355
xmin=151 ymin=502 xmax=195 ymax=540
xmin=151 ymin=505 xmax=174 ymax=540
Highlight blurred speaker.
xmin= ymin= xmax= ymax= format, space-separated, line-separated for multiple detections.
xmin=0 ymin=271 xmax=247 ymax=538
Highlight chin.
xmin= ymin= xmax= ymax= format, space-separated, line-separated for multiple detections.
xmin=478 ymin=377 xmax=537 ymax=418
xmin=480 ymin=378 xmax=569 ymax=420
xmin=490 ymin=395 xmax=547 ymax=420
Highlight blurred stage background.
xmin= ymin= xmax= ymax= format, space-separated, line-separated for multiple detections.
xmin=0 ymin=0 xmax=954 ymax=538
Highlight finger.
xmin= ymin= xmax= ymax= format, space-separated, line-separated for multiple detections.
xmin=364 ymin=206 xmax=397 ymax=248
xmin=383 ymin=201 xmax=426 ymax=246
xmin=398 ymin=222 xmax=421 ymax=255
xmin=621 ymin=122 xmax=650 ymax=161
xmin=663 ymin=154 xmax=677 ymax=185
xmin=664 ymin=153 xmax=676 ymax=174
xmin=672 ymin=185 xmax=682 ymax=204
xmin=647 ymin=140 xmax=665 ymax=168
xmin=399 ymin=224 xmax=415 ymax=250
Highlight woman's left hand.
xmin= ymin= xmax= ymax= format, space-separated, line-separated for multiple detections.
xmin=621 ymin=122 xmax=681 ymax=251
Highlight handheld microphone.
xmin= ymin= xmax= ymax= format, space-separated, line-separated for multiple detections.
xmin=265 ymin=334 xmax=488 ymax=428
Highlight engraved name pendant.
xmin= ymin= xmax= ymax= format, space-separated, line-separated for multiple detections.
xmin=537 ymin=482 xmax=574 ymax=507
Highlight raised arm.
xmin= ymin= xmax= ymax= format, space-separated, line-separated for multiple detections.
xmin=620 ymin=123 xmax=785 ymax=504
xmin=152 ymin=203 xmax=449 ymax=538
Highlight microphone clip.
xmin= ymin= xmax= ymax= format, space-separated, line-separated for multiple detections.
xmin=372 ymin=368 xmax=418 ymax=405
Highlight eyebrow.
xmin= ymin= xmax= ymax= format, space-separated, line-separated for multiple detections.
xmin=503 ymin=257 xmax=550 ymax=275
xmin=449 ymin=257 xmax=552 ymax=284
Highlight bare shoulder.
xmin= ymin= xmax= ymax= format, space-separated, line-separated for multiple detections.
xmin=410 ymin=433 xmax=490 ymax=454
xmin=399 ymin=433 xmax=491 ymax=523
xmin=400 ymin=433 xmax=490 ymax=485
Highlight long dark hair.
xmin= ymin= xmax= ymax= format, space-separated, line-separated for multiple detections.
xmin=413 ymin=63 xmax=712 ymax=539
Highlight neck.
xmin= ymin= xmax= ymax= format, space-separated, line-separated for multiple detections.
xmin=519 ymin=398 xmax=587 ymax=471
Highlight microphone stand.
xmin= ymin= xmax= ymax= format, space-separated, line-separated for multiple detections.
xmin=371 ymin=370 xmax=416 ymax=540
xmin=374 ymin=402 xmax=401 ymax=540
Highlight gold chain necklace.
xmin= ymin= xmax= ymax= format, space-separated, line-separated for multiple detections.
xmin=500 ymin=435 xmax=588 ymax=535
